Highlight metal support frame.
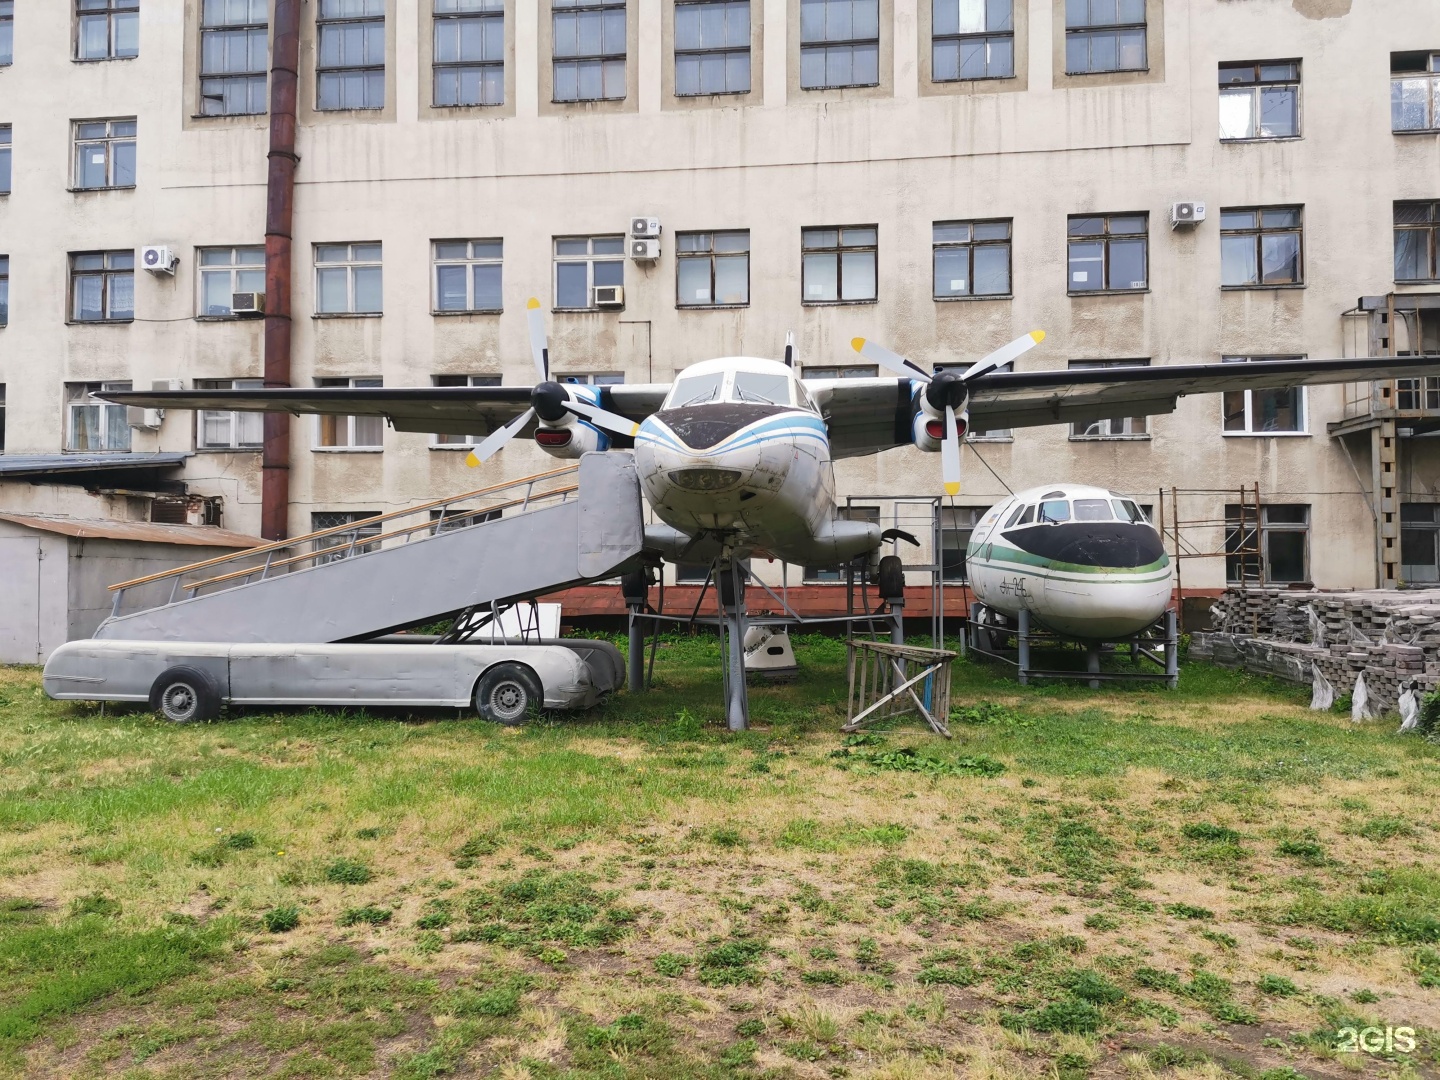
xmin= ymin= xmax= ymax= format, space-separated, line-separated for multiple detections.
xmin=968 ymin=602 xmax=1178 ymax=688
xmin=718 ymin=559 xmax=749 ymax=732
xmin=843 ymin=639 xmax=954 ymax=737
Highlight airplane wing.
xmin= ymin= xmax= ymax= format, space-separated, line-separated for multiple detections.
xmin=809 ymin=355 xmax=1440 ymax=458
xmin=101 ymin=383 xmax=674 ymax=438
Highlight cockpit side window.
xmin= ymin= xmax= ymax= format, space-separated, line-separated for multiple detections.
xmin=794 ymin=379 xmax=818 ymax=412
xmin=1073 ymin=499 xmax=1113 ymax=521
xmin=732 ymin=371 xmax=793 ymax=405
xmin=669 ymin=372 xmax=725 ymax=408
xmin=1126 ymin=500 xmax=1146 ymax=523
xmin=1039 ymin=499 xmax=1071 ymax=523
xmin=1018 ymin=504 xmax=1035 ymax=525
xmin=1003 ymin=503 xmax=1026 ymax=528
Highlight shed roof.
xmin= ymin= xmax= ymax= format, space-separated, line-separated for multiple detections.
xmin=0 ymin=453 xmax=191 ymax=478
xmin=0 ymin=513 xmax=265 ymax=547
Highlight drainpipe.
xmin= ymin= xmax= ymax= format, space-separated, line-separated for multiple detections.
xmin=261 ymin=0 xmax=300 ymax=541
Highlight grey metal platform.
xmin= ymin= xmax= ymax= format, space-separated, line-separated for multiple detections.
xmin=95 ymin=453 xmax=645 ymax=645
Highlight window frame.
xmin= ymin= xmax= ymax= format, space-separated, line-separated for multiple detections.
xmin=801 ymin=365 xmax=879 ymax=379
xmin=65 ymin=381 xmax=133 ymax=452
xmin=1064 ymin=0 xmax=1146 ymax=75
xmin=1219 ymin=205 xmax=1304 ymax=289
xmin=675 ymin=229 xmax=751 ymax=308
xmin=1395 ymin=200 xmax=1440 ymax=284
xmin=1217 ymin=60 xmax=1300 ymax=141
xmin=199 ymin=0 xmax=270 ymax=117
xmin=940 ymin=505 xmax=987 ymax=582
xmin=69 ymin=250 xmax=135 ymax=324
xmin=552 ymin=235 xmax=625 ymax=310
xmin=314 ymin=242 xmax=383 ymax=316
xmin=552 ymin=0 xmax=627 ymax=103
xmin=1220 ymin=355 xmax=1307 ymax=437
xmin=932 ymin=218 xmax=1012 ymax=299
xmin=801 ymin=225 xmax=878 ymax=305
xmin=316 ymin=0 xmax=387 ymax=112
xmin=432 ymin=238 xmax=504 ymax=313
xmin=197 ymin=245 xmax=266 ymax=318
xmin=0 ymin=0 xmax=12 ymax=66
xmin=196 ymin=377 xmax=265 ymax=450
xmin=313 ymin=376 xmax=384 ymax=450
xmin=554 ymin=371 xmax=625 ymax=385
xmin=1225 ymin=503 xmax=1309 ymax=585
xmin=932 ymin=0 xmax=1014 ymax=83
xmin=0 ymin=124 xmax=9 ymax=195
xmin=799 ymin=0 xmax=881 ymax=90
xmin=431 ymin=374 xmax=502 ymax=446
xmin=1401 ymin=503 xmax=1440 ymax=584
xmin=0 ymin=254 xmax=7 ymax=328
xmin=75 ymin=0 xmax=139 ymax=61
xmin=675 ymin=0 xmax=751 ymax=97
xmin=1066 ymin=212 xmax=1148 ymax=294
xmin=1067 ymin=359 xmax=1150 ymax=439
xmin=1391 ymin=51 xmax=1440 ymax=134
xmin=71 ymin=118 xmax=138 ymax=191
xmin=433 ymin=0 xmax=505 ymax=107
xmin=312 ymin=510 xmax=383 ymax=562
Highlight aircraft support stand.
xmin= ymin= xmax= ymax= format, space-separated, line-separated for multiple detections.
xmin=1017 ymin=608 xmax=1031 ymax=685
xmin=627 ymin=604 xmax=645 ymax=692
xmin=718 ymin=561 xmax=750 ymax=732
xmin=890 ymin=599 xmax=905 ymax=647
xmin=971 ymin=603 xmax=1179 ymax=688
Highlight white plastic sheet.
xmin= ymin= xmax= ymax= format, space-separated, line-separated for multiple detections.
xmin=1351 ymin=673 xmax=1378 ymax=722
xmin=1310 ymin=666 xmax=1334 ymax=711
xmin=1399 ymin=687 xmax=1420 ymax=733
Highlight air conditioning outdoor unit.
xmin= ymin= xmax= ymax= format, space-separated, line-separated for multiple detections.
xmin=232 ymin=291 xmax=265 ymax=315
xmin=594 ymin=285 xmax=625 ymax=308
xmin=128 ymin=378 xmax=183 ymax=430
xmin=1169 ymin=201 xmax=1206 ymax=228
xmin=141 ymin=245 xmax=179 ymax=275
xmin=630 ymin=216 xmax=661 ymax=239
xmin=630 ymin=238 xmax=660 ymax=261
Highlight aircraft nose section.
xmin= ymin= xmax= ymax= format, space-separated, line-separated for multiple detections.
xmin=1010 ymin=523 xmax=1167 ymax=569
xmin=654 ymin=403 xmax=791 ymax=451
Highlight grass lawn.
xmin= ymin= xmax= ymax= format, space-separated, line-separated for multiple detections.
xmin=0 ymin=635 xmax=1437 ymax=1079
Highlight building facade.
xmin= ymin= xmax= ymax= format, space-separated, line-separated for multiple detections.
xmin=0 ymin=0 xmax=1438 ymax=601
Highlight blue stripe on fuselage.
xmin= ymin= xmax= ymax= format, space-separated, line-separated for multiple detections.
xmin=637 ymin=411 xmax=828 ymax=455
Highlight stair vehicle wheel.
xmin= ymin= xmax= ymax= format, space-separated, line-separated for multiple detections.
xmin=148 ymin=666 xmax=221 ymax=724
xmin=474 ymin=663 xmax=542 ymax=726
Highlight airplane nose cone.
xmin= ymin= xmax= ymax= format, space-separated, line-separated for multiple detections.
xmin=655 ymin=403 xmax=791 ymax=450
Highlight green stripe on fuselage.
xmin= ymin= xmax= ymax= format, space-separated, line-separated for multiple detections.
xmin=967 ymin=541 xmax=1171 ymax=579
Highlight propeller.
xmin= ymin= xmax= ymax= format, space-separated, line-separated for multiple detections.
xmin=850 ymin=331 xmax=1046 ymax=496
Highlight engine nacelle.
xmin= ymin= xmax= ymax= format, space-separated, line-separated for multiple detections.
xmin=910 ymin=385 xmax=966 ymax=453
xmin=534 ymin=412 xmax=607 ymax=459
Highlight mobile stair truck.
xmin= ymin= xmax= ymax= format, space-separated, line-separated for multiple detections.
xmin=43 ymin=454 xmax=642 ymax=725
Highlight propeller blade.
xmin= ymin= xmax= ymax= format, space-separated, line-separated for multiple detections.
xmin=565 ymin=399 xmax=643 ymax=438
xmin=942 ymin=405 xmax=962 ymax=497
xmin=465 ymin=407 xmax=535 ymax=467
xmin=961 ymin=330 xmax=1046 ymax=383
xmin=851 ymin=337 xmax=932 ymax=381
xmin=526 ymin=297 xmax=549 ymax=382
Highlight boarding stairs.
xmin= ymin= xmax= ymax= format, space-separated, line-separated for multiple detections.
xmin=96 ymin=453 xmax=645 ymax=644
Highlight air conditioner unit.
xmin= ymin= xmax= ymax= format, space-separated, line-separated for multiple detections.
xmin=594 ymin=285 xmax=625 ymax=308
xmin=152 ymin=379 xmax=183 ymax=392
xmin=630 ymin=238 xmax=660 ymax=261
xmin=127 ymin=406 xmax=163 ymax=430
xmin=1169 ymin=201 xmax=1206 ymax=228
xmin=629 ymin=216 xmax=661 ymax=239
xmin=232 ymin=291 xmax=265 ymax=315
xmin=141 ymin=245 xmax=179 ymax=274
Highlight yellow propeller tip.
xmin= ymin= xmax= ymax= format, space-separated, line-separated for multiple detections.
xmin=464 ymin=452 xmax=480 ymax=467
xmin=526 ymin=297 xmax=541 ymax=310
xmin=944 ymin=482 xmax=961 ymax=496
xmin=1030 ymin=330 xmax=1046 ymax=343
xmin=630 ymin=423 xmax=641 ymax=437
xmin=851 ymin=337 xmax=866 ymax=352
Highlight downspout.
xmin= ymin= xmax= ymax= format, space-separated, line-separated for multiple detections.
xmin=261 ymin=0 xmax=300 ymax=541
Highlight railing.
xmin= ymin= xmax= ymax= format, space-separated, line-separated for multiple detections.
xmin=1341 ymin=376 xmax=1440 ymax=422
xmin=106 ymin=465 xmax=581 ymax=619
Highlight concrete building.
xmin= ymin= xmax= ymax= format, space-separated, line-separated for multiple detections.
xmin=1 ymin=0 xmax=1439 ymax=615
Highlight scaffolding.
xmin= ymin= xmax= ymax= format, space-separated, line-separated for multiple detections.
xmin=1154 ymin=484 xmax=1263 ymax=631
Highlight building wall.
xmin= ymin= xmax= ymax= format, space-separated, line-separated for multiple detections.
xmin=1 ymin=0 xmax=1438 ymax=593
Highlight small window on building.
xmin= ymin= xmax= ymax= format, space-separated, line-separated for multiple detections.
xmin=434 ymin=0 xmax=504 ymax=106
xmin=933 ymin=219 xmax=1011 ymax=298
xmin=70 ymin=250 xmax=134 ymax=322
xmin=1068 ymin=359 xmax=1149 ymax=437
xmin=806 ymin=505 xmax=880 ymax=581
xmin=933 ymin=0 xmax=1013 ymax=81
xmin=1392 ymin=51 xmax=1440 ymax=133
xmin=1395 ymin=200 xmax=1440 ymax=284
xmin=198 ymin=245 xmax=265 ymax=316
xmin=76 ymin=0 xmax=138 ymax=60
xmin=1396 ymin=376 xmax=1440 ymax=409
xmin=66 ymin=381 xmax=132 ymax=451
xmin=0 ymin=254 xmax=7 ymax=327
xmin=676 ymin=230 xmax=749 ymax=307
xmin=676 ymin=0 xmax=750 ymax=95
xmin=430 ymin=506 xmax=502 ymax=531
xmin=1220 ymin=206 xmax=1302 ymax=287
xmin=0 ymin=1 xmax=12 ymax=65
xmin=802 ymin=226 xmax=877 ymax=304
xmin=1226 ymin=503 xmax=1308 ymax=584
xmin=200 ymin=0 xmax=269 ymax=116
xmin=314 ymin=376 xmax=383 ymax=448
xmin=434 ymin=239 xmax=502 ymax=312
xmin=1218 ymin=61 xmax=1299 ymax=140
xmin=432 ymin=374 xmax=501 ymax=445
xmin=312 ymin=510 xmax=382 ymax=562
xmin=802 ymin=365 xmax=878 ymax=379
xmin=553 ymin=0 xmax=626 ymax=102
xmin=555 ymin=371 xmax=624 ymax=384
xmin=317 ymin=0 xmax=385 ymax=111
xmin=1402 ymin=504 xmax=1440 ymax=583
xmin=315 ymin=243 xmax=382 ymax=314
xmin=553 ymin=235 xmax=625 ymax=309
xmin=1067 ymin=213 xmax=1147 ymax=293
xmin=196 ymin=377 xmax=264 ymax=449
xmin=0 ymin=125 xmax=9 ymax=194
xmin=72 ymin=119 xmax=136 ymax=189
xmin=1065 ymin=0 xmax=1145 ymax=74
xmin=800 ymin=0 xmax=879 ymax=90
xmin=0 ymin=384 xmax=6 ymax=452
xmin=934 ymin=361 xmax=1011 ymax=438
xmin=675 ymin=562 xmax=711 ymax=583
xmin=941 ymin=506 xmax=986 ymax=582
xmin=1221 ymin=355 xmax=1305 ymax=434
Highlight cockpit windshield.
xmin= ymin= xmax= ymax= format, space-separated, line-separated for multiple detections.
xmin=669 ymin=372 xmax=724 ymax=408
xmin=1038 ymin=499 xmax=1071 ymax=523
xmin=731 ymin=371 xmax=792 ymax=406
xmin=1112 ymin=499 xmax=1146 ymax=523
xmin=1073 ymin=499 xmax=1113 ymax=521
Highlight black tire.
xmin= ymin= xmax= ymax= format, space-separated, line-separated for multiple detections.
xmin=876 ymin=554 xmax=905 ymax=602
xmin=149 ymin=666 xmax=222 ymax=723
xmin=474 ymin=663 xmax=543 ymax=726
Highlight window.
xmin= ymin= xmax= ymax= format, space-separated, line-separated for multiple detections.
xmin=553 ymin=0 xmax=626 ymax=102
xmin=72 ymin=119 xmax=136 ymax=190
xmin=553 ymin=235 xmax=624 ymax=309
xmin=197 ymin=378 xmax=264 ymax=449
xmin=431 ymin=506 xmax=501 ymax=531
xmin=432 ymin=374 xmax=501 ymax=445
xmin=806 ymin=505 xmax=879 ymax=581
xmin=802 ymin=226 xmax=876 ymax=303
xmin=434 ymin=239 xmax=502 ymax=312
xmin=1396 ymin=201 xmax=1440 ymax=283
xmin=1220 ymin=206 xmax=1302 ymax=287
xmin=676 ymin=230 xmax=749 ymax=307
xmin=1065 ymin=0 xmax=1144 ymax=74
xmin=1397 ymin=376 xmax=1440 ymax=410
xmin=1218 ymin=61 xmax=1299 ymax=140
xmin=1068 ymin=359 xmax=1149 ymax=437
xmin=0 ymin=386 xmax=5 ymax=452
xmin=0 ymin=125 xmax=9 ymax=194
xmin=70 ymin=251 xmax=134 ymax=322
xmin=933 ymin=0 xmax=1013 ymax=81
xmin=933 ymin=220 xmax=1011 ymax=298
xmin=317 ymin=0 xmax=385 ymax=111
xmin=0 ymin=255 xmax=7 ymax=326
xmin=1226 ymin=504 xmax=1308 ymax=584
xmin=312 ymin=511 xmax=381 ymax=562
xmin=676 ymin=562 xmax=711 ymax=583
xmin=555 ymin=371 xmax=624 ymax=384
xmin=434 ymin=0 xmax=504 ymax=106
xmin=1402 ymin=504 xmax=1440 ymax=583
xmin=941 ymin=506 xmax=986 ymax=582
xmin=198 ymin=246 xmax=265 ymax=316
xmin=76 ymin=0 xmax=138 ymax=60
xmin=802 ymin=365 xmax=878 ymax=379
xmin=1221 ymin=356 xmax=1305 ymax=435
xmin=676 ymin=0 xmax=749 ymax=95
xmin=800 ymin=0 xmax=879 ymax=89
xmin=66 ymin=382 xmax=132 ymax=451
xmin=200 ymin=0 xmax=269 ymax=116
xmin=934 ymin=361 xmax=1011 ymax=438
xmin=1392 ymin=51 xmax=1440 ymax=133
xmin=315 ymin=377 xmax=383 ymax=448
xmin=0 ymin=1 xmax=11 ymax=65
xmin=1067 ymin=213 xmax=1146 ymax=293
xmin=315 ymin=243 xmax=382 ymax=314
